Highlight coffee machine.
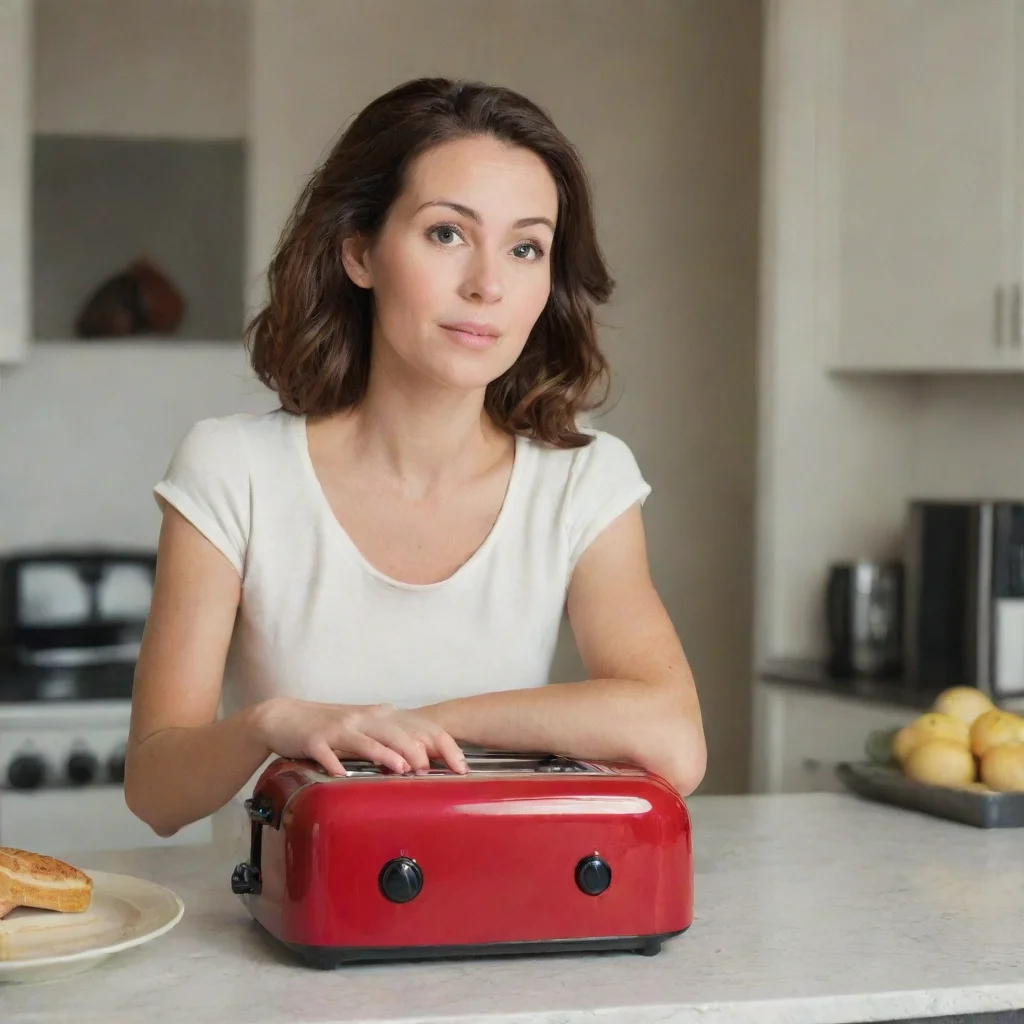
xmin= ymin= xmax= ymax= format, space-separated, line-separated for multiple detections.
xmin=904 ymin=500 xmax=1024 ymax=700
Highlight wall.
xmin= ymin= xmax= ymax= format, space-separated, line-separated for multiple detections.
xmin=251 ymin=0 xmax=763 ymax=794
xmin=0 ymin=343 xmax=274 ymax=549
xmin=32 ymin=0 xmax=248 ymax=139
xmin=910 ymin=377 xmax=1024 ymax=499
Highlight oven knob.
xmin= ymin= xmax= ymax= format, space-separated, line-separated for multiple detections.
xmin=7 ymin=754 xmax=46 ymax=790
xmin=107 ymin=750 xmax=126 ymax=784
xmin=67 ymin=751 xmax=99 ymax=786
xmin=379 ymin=857 xmax=423 ymax=903
xmin=575 ymin=855 xmax=612 ymax=896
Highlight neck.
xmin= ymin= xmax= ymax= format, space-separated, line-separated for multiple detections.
xmin=339 ymin=343 xmax=507 ymax=490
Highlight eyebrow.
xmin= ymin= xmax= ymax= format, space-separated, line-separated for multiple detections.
xmin=417 ymin=199 xmax=555 ymax=232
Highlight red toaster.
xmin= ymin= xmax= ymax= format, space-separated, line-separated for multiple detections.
xmin=230 ymin=751 xmax=693 ymax=966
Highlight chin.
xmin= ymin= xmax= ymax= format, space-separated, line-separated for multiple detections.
xmin=428 ymin=359 xmax=509 ymax=393
xmin=417 ymin=345 xmax=522 ymax=394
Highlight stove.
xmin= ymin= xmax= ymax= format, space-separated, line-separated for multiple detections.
xmin=0 ymin=548 xmax=212 ymax=853
xmin=0 ymin=660 xmax=134 ymax=793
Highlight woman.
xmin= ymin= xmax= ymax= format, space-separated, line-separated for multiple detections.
xmin=124 ymin=78 xmax=706 ymax=839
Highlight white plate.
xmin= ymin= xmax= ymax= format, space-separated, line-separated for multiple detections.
xmin=0 ymin=870 xmax=184 ymax=984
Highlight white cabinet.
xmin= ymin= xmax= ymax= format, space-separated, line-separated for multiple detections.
xmin=0 ymin=0 xmax=30 ymax=364
xmin=751 ymin=682 xmax=915 ymax=794
xmin=768 ymin=0 xmax=1024 ymax=373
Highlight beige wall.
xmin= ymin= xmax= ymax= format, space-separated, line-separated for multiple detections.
xmin=252 ymin=0 xmax=763 ymax=793
xmin=33 ymin=0 xmax=249 ymax=138
xmin=911 ymin=378 xmax=1024 ymax=499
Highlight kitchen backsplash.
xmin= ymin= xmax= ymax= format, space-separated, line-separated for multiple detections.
xmin=909 ymin=376 xmax=1024 ymax=498
xmin=0 ymin=343 xmax=274 ymax=551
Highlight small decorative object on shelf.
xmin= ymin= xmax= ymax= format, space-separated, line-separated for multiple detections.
xmin=74 ymin=256 xmax=185 ymax=339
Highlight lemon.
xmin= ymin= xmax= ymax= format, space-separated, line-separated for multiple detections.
xmin=969 ymin=708 xmax=1024 ymax=759
xmin=931 ymin=686 xmax=994 ymax=726
xmin=891 ymin=712 xmax=970 ymax=765
xmin=892 ymin=725 xmax=920 ymax=765
xmin=980 ymin=742 xmax=1024 ymax=792
xmin=903 ymin=738 xmax=976 ymax=788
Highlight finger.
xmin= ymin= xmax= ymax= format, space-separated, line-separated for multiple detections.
xmin=310 ymin=741 xmax=346 ymax=778
xmin=426 ymin=729 xmax=468 ymax=774
xmin=369 ymin=724 xmax=430 ymax=773
xmin=346 ymin=734 xmax=409 ymax=775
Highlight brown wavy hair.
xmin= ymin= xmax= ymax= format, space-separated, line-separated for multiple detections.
xmin=246 ymin=77 xmax=613 ymax=448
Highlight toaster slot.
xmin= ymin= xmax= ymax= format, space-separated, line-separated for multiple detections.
xmin=338 ymin=761 xmax=386 ymax=776
xmin=456 ymin=754 xmax=600 ymax=773
xmin=331 ymin=753 xmax=607 ymax=776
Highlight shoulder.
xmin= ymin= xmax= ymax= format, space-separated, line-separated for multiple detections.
xmin=153 ymin=409 xmax=294 ymax=576
xmin=525 ymin=427 xmax=651 ymax=567
xmin=527 ymin=427 xmax=646 ymax=488
xmin=164 ymin=409 xmax=293 ymax=473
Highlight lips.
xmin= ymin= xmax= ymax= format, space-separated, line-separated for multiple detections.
xmin=439 ymin=321 xmax=501 ymax=351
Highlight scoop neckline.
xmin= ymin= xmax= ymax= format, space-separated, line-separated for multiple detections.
xmin=291 ymin=412 xmax=525 ymax=592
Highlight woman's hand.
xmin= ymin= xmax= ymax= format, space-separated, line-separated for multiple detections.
xmin=250 ymin=697 xmax=468 ymax=777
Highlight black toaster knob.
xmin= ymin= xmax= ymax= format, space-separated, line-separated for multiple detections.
xmin=575 ymin=855 xmax=612 ymax=896
xmin=379 ymin=857 xmax=423 ymax=903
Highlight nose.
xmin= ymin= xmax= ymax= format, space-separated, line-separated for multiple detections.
xmin=459 ymin=250 xmax=504 ymax=304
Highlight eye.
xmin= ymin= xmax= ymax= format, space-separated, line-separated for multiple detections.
xmin=427 ymin=224 xmax=464 ymax=246
xmin=511 ymin=241 xmax=545 ymax=261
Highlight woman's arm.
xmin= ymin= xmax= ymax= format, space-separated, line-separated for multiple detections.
xmin=418 ymin=505 xmax=707 ymax=795
xmin=124 ymin=506 xmax=273 ymax=836
xmin=127 ymin=507 xmax=467 ymax=838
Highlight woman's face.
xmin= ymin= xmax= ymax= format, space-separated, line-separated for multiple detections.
xmin=344 ymin=134 xmax=558 ymax=394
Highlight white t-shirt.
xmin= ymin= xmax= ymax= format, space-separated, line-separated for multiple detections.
xmin=153 ymin=408 xmax=651 ymax=720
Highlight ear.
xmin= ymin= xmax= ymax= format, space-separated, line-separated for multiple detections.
xmin=340 ymin=235 xmax=374 ymax=289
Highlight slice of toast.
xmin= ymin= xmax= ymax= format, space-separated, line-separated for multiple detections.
xmin=0 ymin=848 xmax=92 ymax=918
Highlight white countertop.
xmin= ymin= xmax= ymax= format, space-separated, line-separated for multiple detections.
xmin=5 ymin=792 xmax=1024 ymax=1024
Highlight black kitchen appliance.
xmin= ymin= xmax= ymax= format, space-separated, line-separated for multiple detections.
xmin=826 ymin=561 xmax=903 ymax=679
xmin=0 ymin=548 xmax=155 ymax=673
xmin=905 ymin=500 xmax=1024 ymax=700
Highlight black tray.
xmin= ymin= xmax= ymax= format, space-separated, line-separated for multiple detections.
xmin=835 ymin=761 xmax=1024 ymax=828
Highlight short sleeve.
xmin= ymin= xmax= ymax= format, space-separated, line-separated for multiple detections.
xmin=153 ymin=417 xmax=250 ymax=576
xmin=566 ymin=430 xmax=651 ymax=568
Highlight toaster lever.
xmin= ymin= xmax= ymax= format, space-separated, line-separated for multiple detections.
xmin=231 ymin=861 xmax=261 ymax=896
xmin=244 ymin=796 xmax=273 ymax=823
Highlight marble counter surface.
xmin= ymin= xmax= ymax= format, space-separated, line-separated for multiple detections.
xmin=5 ymin=793 xmax=1024 ymax=1024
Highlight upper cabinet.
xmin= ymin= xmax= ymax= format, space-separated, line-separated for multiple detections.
xmin=768 ymin=0 xmax=1024 ymax=373
xmin=0 ymin=0 xmax=30 ymax=364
